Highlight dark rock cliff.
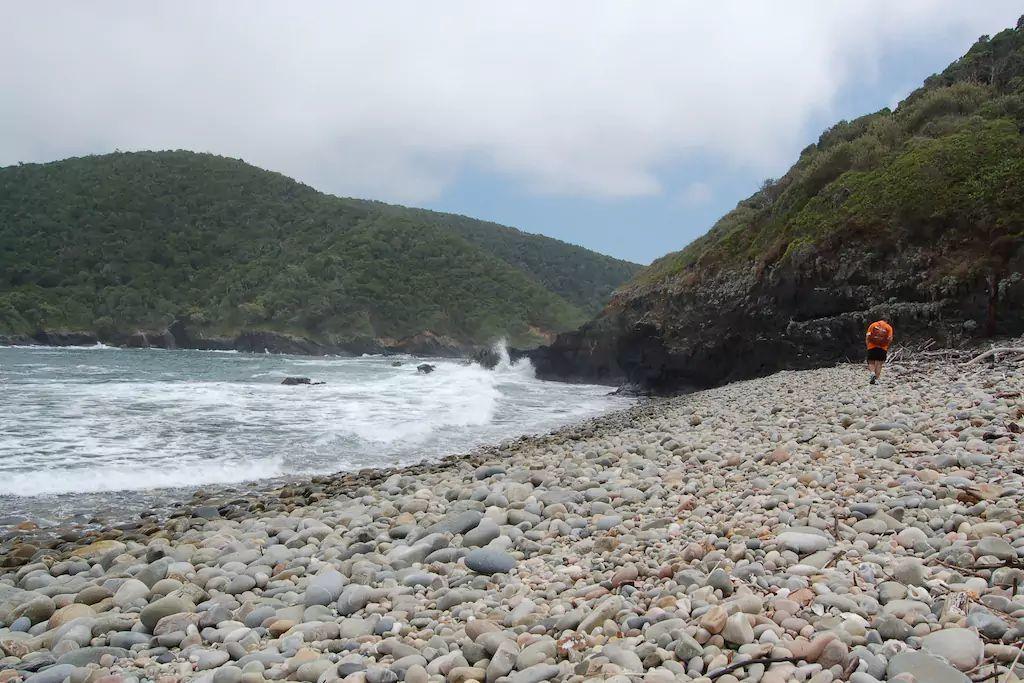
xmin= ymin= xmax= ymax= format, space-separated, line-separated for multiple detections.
xmin=530 ymin=239 xmax=1024 ymax=392
xmin=531 ymin=18 xmax=1024 ymax=392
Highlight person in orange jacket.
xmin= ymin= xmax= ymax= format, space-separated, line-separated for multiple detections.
xmin=865 ymin=319 xmax=894 ymax=384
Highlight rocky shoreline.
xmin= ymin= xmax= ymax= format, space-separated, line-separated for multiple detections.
xmin=0 ymin=325 xmax=479 ymax=359
xmin=1 ymin=343 xmax=1023 ymax=683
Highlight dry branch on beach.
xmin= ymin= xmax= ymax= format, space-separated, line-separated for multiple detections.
xmin=966 ymin=347 xmax=1024 ymax=365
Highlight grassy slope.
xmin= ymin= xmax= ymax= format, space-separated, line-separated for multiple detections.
xmin=0 ymin=152 xmax=639 ymax=347
xmin=629 ymin=19 xmax=1024 ymax=298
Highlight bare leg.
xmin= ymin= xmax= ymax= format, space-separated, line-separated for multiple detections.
xmin=868 ymin=360 xmax=883 ymax=380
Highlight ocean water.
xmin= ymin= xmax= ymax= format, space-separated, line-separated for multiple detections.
xmin=0 ymin=344 xmax=629 ymax=524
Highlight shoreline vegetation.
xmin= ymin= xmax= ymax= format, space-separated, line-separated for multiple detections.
xmin=1 ymin=342 xmax=1022 ymax=682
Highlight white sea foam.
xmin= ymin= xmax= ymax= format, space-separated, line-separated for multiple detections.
xmin=5 ymin=342 xmax=121 ymax=350
xmin=0 ymin=345 xmax=629 ymax=508
xmin=1 ymin=458 xmax=284 ymax=496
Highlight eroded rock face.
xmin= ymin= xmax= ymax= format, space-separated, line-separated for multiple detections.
xmin=531 ymin=243 xmax=1024 ymax=391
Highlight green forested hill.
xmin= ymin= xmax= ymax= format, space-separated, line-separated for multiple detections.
xmin=634 ymin=19 xmax=1024 ymax=292
xmin=359 ymin=203 xmax=638 ymax=315
xmin=0 ymin=151 xmax=640 ymax=350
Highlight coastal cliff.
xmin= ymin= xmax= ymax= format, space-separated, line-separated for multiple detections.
xmin=532 ymin=19 xmax=1024 ymax=391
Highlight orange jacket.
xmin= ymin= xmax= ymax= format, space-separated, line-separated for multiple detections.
xmin=866 ymin=320 xmax=894 ymax=350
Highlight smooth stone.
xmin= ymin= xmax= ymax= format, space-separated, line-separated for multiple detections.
xmin=404 ymin=665 xmax=428 ymax=683
xmin=506 ymin=664 xmax=561 ymax=683
xmin=892 ymin=559 xmax=928 ymax=587
xmin=887 ymin=650 xmax=969 ymax=683
xmin=516 ymin=638 xmax=556 ymax=669
xmin=464 ymin=548 xmax=516 ymax=575
xmin=24 ymin=664 xmax=79 ymax=683
xmin=140 ymin=596 xmax=195 ymax=632
xmin=977 ymin=537 xmax=1016 ymax=561
xmin=336 ymin=585 xmax=375 ymax=616
xmin=48 ymin=604 xmax=94 ymax=630
xmin=921 ymin=628 xmax=983 ymax=671
xmin=70 ymin=540 xmax=127 ymax=560
xmin=700 ymin=605 xmax=727 ymax=635
xmin=722 ymin=613 xmax=754 ymax=645
xmin=875 ymin=443 xmax=897 ymax=459
xmin=195 ymin=649 xmax=231 ymax=670
xmin=706 ymin=568 xmax=732 ymax=594
xmin=673 ymin=632 xmax=703 ymax=660
xmin=295 ymin=659 xmax=335 ymax=683
xmin=428 ymin=511 xmax=482 ymax=536
xmin=108 ymin=632 xmax=153 ymax=649
xmin=486 ymin=641 xmax=518 ymax=681
xmin=874 ymin=614 xmax=913 ymax=641
xmin=776 ymin=532 xmax=831 ymax=555
xmin=113 ymin=579 xmax=150 ymax=607
xmin=966 ymin=610 xmax=1008 ymax=639
xmin=578 ymin=596 xmax=622 ymax=634
xmin=212 ymin=665 xmax=244 ymax=683
xmin=11 ymin=596 xmax=56 ymax=625
xmin=10 ymin=616 xmax=33 ymax=632
xmin=56 ymin=647 xmax=130 ymax=667
xmin=462 ymin=520 xmax=501 ymax=548
xmin=436 ymin=589 xmax=485 ymax=611
xmin=303 ymin=569 xmax=346 ymax=606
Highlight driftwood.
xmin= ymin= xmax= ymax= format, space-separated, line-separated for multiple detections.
xmin=1002 ymin=645 xmax=1024 ymax=683
xmin=966 ymin=347 xmax=1024 ymax=365
xmin=708 ymin=656 xmax=802 ymax=680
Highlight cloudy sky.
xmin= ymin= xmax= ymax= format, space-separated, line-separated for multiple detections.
xmin=2 ymin=2 xmax=1021 ymax=263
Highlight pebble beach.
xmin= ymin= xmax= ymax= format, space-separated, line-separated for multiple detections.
xmin=1 ymin=344 xmax=1023 ymax=683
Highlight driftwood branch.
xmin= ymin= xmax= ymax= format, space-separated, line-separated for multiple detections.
xmin=1002 ymin=643 xmax=1023 ymax=683
xmin=966 ymin=347 xmax=1024 ymax=365
xmin=708 ymin=656 xmax=801 ymax=680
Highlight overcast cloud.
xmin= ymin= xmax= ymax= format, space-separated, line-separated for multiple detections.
xmin=2 ymin=2 xmax=1021 ymax=206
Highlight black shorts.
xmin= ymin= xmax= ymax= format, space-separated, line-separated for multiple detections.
xmin=867 ymin=347 xmax=887 ymax=361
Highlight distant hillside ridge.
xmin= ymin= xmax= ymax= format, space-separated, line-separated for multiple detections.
xmin=0 ymin=151 xmax=640 ymax=354
xmin=532 ymin=16 xmax=1024 ymax=389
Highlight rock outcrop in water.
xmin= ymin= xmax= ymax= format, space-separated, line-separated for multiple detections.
xmin=280 ymin=377 xmax=326 ymax=386
xmin=532 ymin=20 xmax=1024 ymax=392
